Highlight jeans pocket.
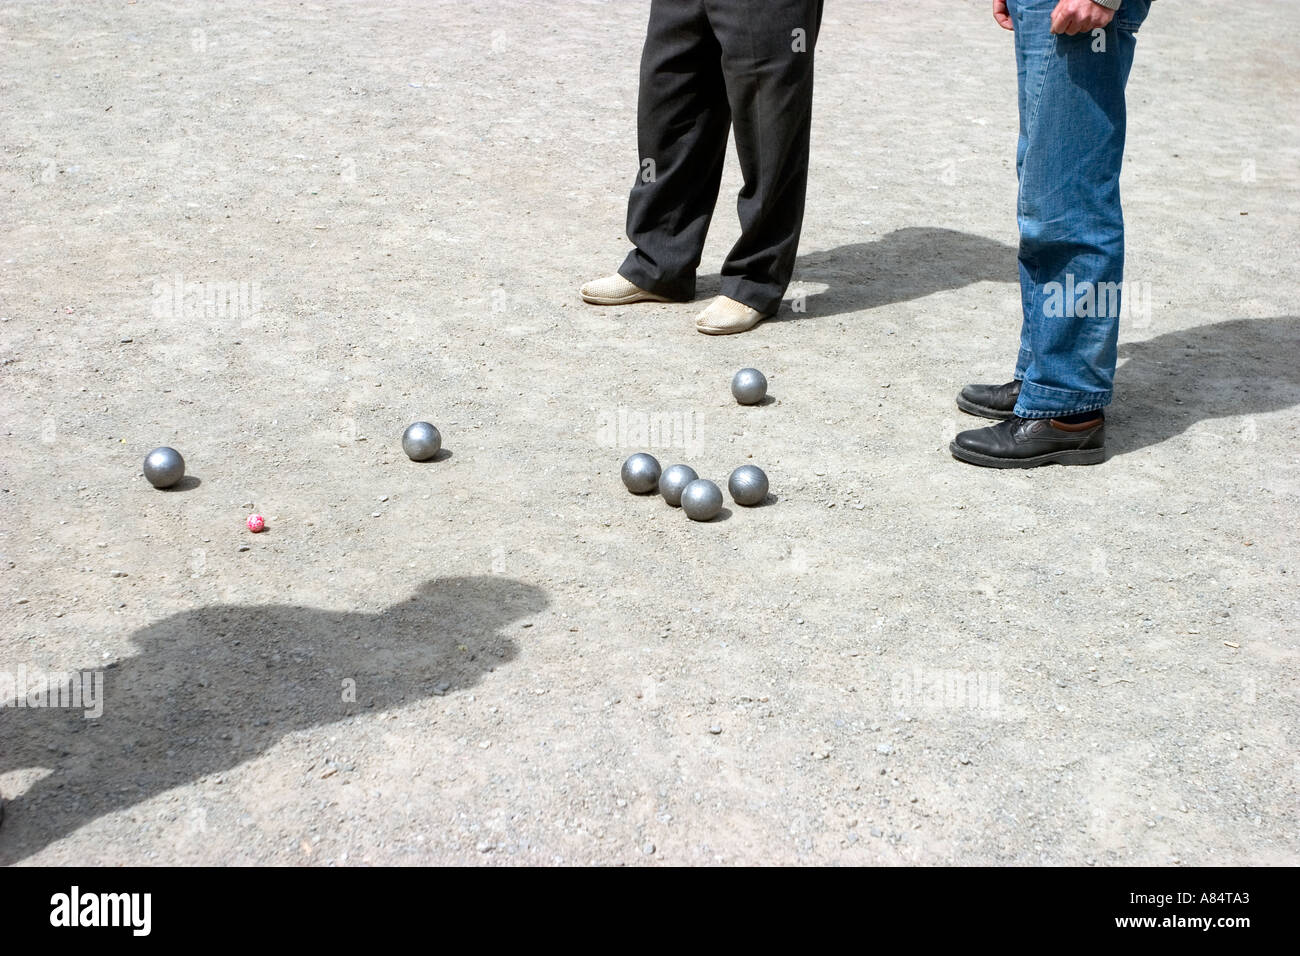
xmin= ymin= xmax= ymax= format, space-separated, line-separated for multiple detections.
xmin=1114 ymin=0 xmax=1151 ymax=33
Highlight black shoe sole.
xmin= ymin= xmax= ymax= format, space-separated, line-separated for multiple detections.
xmin=955 ymin=396 xmax=1016 ymax=420
xmin=948 ymin=442 xmax=1106 ymax=469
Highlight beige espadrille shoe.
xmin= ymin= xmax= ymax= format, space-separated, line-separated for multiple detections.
xmin=580 ymin=274 xmax=673 ymax=306
xmin=695 ymin=296 xmax=770 ymax=335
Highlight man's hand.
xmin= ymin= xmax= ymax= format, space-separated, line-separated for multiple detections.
xmin=1050 ymin=0 xmax=1114 ymax=35
xmin=993 ymin=0 xmax=1014 ymax=31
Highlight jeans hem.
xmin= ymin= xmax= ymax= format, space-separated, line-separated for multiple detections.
xmin=1014 ymin=401 xmax=1110 ymax=419
xmin=1014 ymin=381 xmax=1110 ymax=419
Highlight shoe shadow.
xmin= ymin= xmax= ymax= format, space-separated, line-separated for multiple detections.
xmin=698 ymin=226 xmax=1018 ymax=320
xmin=0 ymin=575 xmax=547 ymax=864
xmin=1109 ymin=316 xmax=1300 ymax=456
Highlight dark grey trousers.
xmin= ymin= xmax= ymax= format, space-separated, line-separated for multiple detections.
xmin=617 ymin=0 xmax=823 ymax=316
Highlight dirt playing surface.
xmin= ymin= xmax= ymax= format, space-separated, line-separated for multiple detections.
xmin=1 ymin=0 xmax=1297 ymax=865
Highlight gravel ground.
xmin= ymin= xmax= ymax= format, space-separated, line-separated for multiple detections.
xmin=0 ymin=0 xmax=1296 ymax=865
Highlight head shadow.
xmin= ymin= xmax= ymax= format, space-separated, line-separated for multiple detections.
xmin=1108 ymin=315 xmax=1300 ymax=455
xmin=0 ymin=575 xmax=546 ymax=863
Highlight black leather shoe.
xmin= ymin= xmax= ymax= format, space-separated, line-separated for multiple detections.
xmin=956 ymin=380 xmax=1021 ymax=420
xmin=950 ymin=415 xmax=1105 ymax=468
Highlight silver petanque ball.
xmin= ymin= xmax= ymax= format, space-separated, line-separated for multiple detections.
xmin=402 ymin=422 xmax=442 ymax=461
xmin=143 ymin=446 xmax=185 ymax=489
xmin=730 ymin=367 xmax=768 ymax=405
xmin=621 ymin=452 xmax=662 ymax=494
xmin=681 ymin=479 xmax=724 ymax=522
xmin=728 ymin=465 xmax=769 ymax=506
xmin=659 ymin=464 xmax=699 ymax=507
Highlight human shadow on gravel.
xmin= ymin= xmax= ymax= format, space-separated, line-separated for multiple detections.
xmin=698 ymin=226 xmax=1018 ymax=320
xmin=0 ymin=575 xmax=546 ymax=864
xmin=1108 ymin=316 xmax=1300 ymax=456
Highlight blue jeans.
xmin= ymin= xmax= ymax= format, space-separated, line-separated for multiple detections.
xmin=1008 ymin=0 xmax=1150 ymax=418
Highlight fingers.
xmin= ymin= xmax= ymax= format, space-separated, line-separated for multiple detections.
xmin=1050 ymin=0 xmax=1115 ymax=35
xmin=993 ymin=0 xmax=1014 ymax=31
xmin=1049 ymin=3 xmax=1075 ymax=35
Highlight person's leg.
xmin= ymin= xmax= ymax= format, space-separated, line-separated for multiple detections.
xmin=1010 ymin=0 xmax=1149 ymax=419
xmin=706 ymin=0 xmax=823 ymax=316
xmin=617 ymin=0 xmax=732 ymax=302
xmin=951 ymin=0 xmax=1151 ymax=467
xmin=1010 ymin=0 xmax=1039 ymax=386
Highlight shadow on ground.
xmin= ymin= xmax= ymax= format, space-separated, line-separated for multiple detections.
xmin=698 ymin=226 xmax=1018 ymax=319
xmin=0 ymin=575 xmax=546 ymax=864
xmin=1110 ymin=316 xmax=1300 ymax=455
